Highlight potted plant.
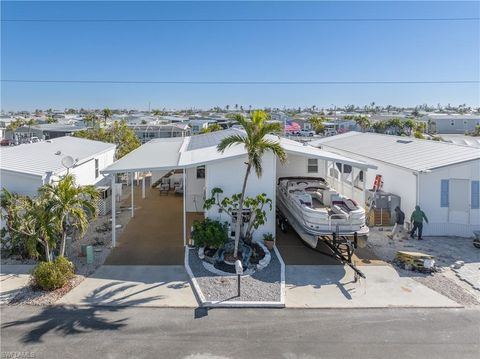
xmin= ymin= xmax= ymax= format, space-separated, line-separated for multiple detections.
xmin=263 ymin=233 xmax=275 ymax=250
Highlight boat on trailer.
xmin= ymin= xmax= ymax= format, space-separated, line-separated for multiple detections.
xmin=276 ymin=176 xmax=369 ymax=248
xmin=276 ymin=176 xmax=369 ymax=279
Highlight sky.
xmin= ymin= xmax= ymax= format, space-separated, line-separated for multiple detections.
xmin=1 ymin=1 xmax=479 ymax=111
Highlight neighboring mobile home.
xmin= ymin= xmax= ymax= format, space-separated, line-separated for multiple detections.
xmin=0 ymin=136 xmax=116 ymax=197
xmin=311 ymin=132 xmax=480 ymax=237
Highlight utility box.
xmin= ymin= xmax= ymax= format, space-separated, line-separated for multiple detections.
xmin=367 ymin=190 xmax=401 ymax=225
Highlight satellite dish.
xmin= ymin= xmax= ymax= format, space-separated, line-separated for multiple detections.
xmin=61 ymin=156 xmax=75 ymax=169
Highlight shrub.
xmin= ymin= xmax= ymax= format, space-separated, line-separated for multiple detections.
xmin=31 ymin=257 xmax=75 ymax=291
xmin=263 ymin=233 xmax=274 ymax=241
xmin=192 ymin=218 xmax=228 ymax=249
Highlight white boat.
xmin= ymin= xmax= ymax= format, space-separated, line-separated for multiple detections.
xmin=276 ymin=176 xmax=369 ymax=248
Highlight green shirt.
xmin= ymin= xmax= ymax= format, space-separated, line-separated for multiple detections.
xmin=411 ymin=209 xmax=428 ymax=224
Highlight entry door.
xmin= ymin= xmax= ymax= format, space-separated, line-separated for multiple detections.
xmin=449 ymin=179 xmax=470 ymax=224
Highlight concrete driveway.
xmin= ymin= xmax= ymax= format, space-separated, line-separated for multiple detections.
xmin=0 ymin=265 xmax=35 ymax=304
xmin=58 ymin=265 xmax=198 ymax=307
xmin=285 ymin=265 xmax=461 ymax=308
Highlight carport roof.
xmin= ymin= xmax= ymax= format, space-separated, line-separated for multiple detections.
xmin=102 ymin=129 xmax=375 ymax=174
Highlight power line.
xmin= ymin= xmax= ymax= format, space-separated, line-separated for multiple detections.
xmin=2 ymin=80 xmax=479 ymax=85
xmin=2 ymin=17 xmax=479 ymax=23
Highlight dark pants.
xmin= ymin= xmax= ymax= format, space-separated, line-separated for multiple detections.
xmin=410 ymin=222 xmax=423 ymax=239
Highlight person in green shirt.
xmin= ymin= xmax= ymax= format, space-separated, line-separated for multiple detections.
xmin=409 ymin=205 xmax=428 ymax=240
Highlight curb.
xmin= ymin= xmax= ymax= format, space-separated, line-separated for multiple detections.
xmin=184 ymin=246 xmax=286 ymax=308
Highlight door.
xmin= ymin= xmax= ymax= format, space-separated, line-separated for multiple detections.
xmin=449 ymin=179 xmax=470 ymax=224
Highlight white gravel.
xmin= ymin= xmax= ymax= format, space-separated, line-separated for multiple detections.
xmin=188 ymin=248 xmax=282 ymax=303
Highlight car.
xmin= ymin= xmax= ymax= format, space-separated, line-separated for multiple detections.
xmin=30 ymin=136 xmax=40 ymax=143
xmin=0 ymin=138 xmax=13 ymax=146
xmin=298 ymin=130 xmax=316 ymax=137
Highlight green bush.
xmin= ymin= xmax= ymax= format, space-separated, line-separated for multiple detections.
xmin=263 ymin=233 xmax=274 ymax=242
xmin=31 ymin=257 xmax=75 ymax=291
xmin=192 ymin=218 xmax=228 ymax=249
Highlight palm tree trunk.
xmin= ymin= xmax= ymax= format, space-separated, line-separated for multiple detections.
xmin=60 ymin=229 xmax=67 ymax=257
xmin=45 ymin=241 xmax=52 ymax=262
xmin=234 ymin=162 xmax=251 ymax=258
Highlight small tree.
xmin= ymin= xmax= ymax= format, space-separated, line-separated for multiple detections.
xmin=204 ymin=188 xmax=272 ymax=244
xmin=403 ymin=119 xmax=416 ymax=136
xmin=40 ymin=175 xmax=99 ymax=257
xmin=309 ymin=116 xmax=326 ymax=134
xmin=200 ymin=123 xmax=223 ymax=134
xmin=354 ymin=116 xmax=371 ymax=132
xmin=102 ymin=108 xmax=113 ymax=125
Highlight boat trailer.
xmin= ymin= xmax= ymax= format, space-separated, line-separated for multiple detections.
xmin=277 ymin=209 xmax=366 ymax=280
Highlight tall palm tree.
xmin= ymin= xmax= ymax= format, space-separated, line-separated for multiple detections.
xmin=40 ymin=175 xmax=99 ymax=257
xmin=102 ymin=108 xmax=113 ymax=126
xmin=217 ymin=111 xmax=287 ymax=257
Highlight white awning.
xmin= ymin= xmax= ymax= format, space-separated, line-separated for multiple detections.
xmin=102 ymin=129 xmax=376 ymax=174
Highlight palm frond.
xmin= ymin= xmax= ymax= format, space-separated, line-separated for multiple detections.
xmin=217 ymin=134 xmax=247 ymax=153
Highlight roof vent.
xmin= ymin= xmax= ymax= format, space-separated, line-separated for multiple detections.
xmin=396 ymin=140 xmax=413 ymax=144
xmin=55 ymin=150 xmax=61 ymax=155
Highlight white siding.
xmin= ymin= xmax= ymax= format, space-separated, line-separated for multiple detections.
xmin=205 ymin=152 xmax=276 ymax=240
xmin=0 ymin=171 xmax=43 ymax=197
xmin=276 ymin=154 xmax=327 ymax=179
xmin=185 ymin=166 xmax=205 ymax=212
xmin=419 ymin=160 xmax=480 ymax=237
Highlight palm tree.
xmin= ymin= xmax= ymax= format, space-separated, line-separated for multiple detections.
xmin=217 ymin=111 xmax=287 ymax=257
xmin=403 ymin=119 xmax=417 ymax=136
xmin=40 ymin=175 xmax=99 ymax=257
xmin=102 ymin=108 xmax=113 ymax=125
xmin=25 ymin=118 xmax=37 ymax=139
xmin=354 ymin=116 xmax=371 ymax=132
xmin=84 ymin=113 xmax=99 ymax=129
xmin=1 ymin=190 xmax=57 ymax=262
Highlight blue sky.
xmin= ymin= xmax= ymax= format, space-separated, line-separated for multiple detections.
xmin=1 ymin=1 xmax=479 ymax=111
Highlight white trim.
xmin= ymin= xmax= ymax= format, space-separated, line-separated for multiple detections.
xmin=111 ymin=175 xmax=116 ymax=247
xmin=183 ymin=168 xmax=186 ymax=247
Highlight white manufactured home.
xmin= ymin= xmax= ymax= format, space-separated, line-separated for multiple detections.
xmin=311 ymin=132 xmax=480 ymax=237
xmin=0 ymin=136 xmax=116 ymax=197
xmin=101 ymin=129 xmax=375 ymax=247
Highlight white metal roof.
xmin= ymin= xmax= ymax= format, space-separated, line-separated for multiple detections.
xmin=102 ymin=129 xmax=374 ymax=174
xmin=310 ymin=131 xmax=480 ymax=172
xmin=0 ymin=136 xmax=116 ymax=177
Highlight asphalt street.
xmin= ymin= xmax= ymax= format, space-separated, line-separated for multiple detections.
xmin=1 ymin=306 xmax=479 ymax=359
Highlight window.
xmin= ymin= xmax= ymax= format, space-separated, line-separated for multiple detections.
xmin=95 ymin=159 xmax=99 ymax=178
xmin=472 ymin=181 xmax=479 ymax=209
xmin=196 ymin=165 xmax=205 ymax=179
xmin=359 ymin=170 xmax=364 ymax=182
xmin=307 ymin=159 xmax=318 ymax=173
xmin=440 ymin=179 xmax=449 ymax=207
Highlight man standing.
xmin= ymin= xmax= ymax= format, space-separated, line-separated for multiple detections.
xmin=410 ymin=205 xmax=428 ymax=240
xmin=389 ymin=206 xmax=405 ymax=239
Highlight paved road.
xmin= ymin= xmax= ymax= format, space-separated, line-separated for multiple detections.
xmin=1 ymin=306 xmax=479 ymax=359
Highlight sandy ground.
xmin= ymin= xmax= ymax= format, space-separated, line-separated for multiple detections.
xmin=367 ymin=227 xmax=480 ymax=306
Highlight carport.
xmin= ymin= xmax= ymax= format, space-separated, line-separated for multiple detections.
xmin=101 ymin=138 xmax=202 ymax=265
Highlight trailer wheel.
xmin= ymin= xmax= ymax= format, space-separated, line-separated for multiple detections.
xmin=474 ymin=240 xmax=480 ymax=249
xmin=280 ymin=220 xmax=288 ymax=233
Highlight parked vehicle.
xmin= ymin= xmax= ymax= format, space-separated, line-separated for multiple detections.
xmin=276 ymin=176 xmax=369 ymax=248
xmin=299 ymin=130 xmax=316 ymax=137
xmin=0 ymin=139 xmax=13 ymax=146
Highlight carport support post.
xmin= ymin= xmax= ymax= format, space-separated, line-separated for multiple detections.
xmin=111 ymin=174 xmax=116 ymax=247
xmin=142 ymin=175 xmax=146 ymax=199
xmin=341 ymin=163 xmax=344 ymax=194
xmin=183 ymin=168 xmax=186 ymax=246
xmin=131 ymin=172 xmax=134 ymax=218
xmin=351 ymin=168 xmax=355 ymax=200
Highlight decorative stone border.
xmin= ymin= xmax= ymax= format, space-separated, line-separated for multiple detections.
xmin=184 ymin=246 xmax=285 ymax=308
